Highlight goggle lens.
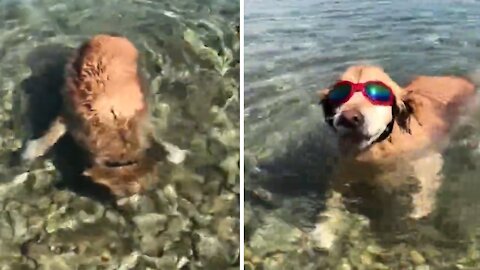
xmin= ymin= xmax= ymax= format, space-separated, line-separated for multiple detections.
xmin=365 ymin=83 xmax=392 ymax=102
xmin=329 ymin=83 xmax=351 ymax=102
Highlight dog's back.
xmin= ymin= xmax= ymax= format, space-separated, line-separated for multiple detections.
xmin=403 ymin=76 xmax=475 ymax=130
xmin=21 ymin=34 xmax=186 ymax=196
xmin=64 ymin=35 xmax=151 ymax=167
xmin=63 ymin=35 xmax=157 ymax=195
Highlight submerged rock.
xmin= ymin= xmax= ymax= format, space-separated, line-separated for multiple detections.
xmin=410 ymin=250 xmax=426 ymax=265
xmin=0 ymin=0 xmax=240 ymax=268
xmin=249 ymin=215 xmax=303 ymax=257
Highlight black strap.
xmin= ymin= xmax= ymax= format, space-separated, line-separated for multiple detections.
xmin=372 ymin=97 xmax=403 ymax=145
xmin=371 ymin=118 xmax=395 ymax=144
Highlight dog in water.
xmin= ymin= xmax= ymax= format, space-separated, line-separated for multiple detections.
xmin=22 ymin=34 xmax=186 ymax=197
xmin=312 ymin=65 xmax=476 ymax=249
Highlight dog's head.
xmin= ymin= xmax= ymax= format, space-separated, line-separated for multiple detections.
xmin=319 ymin=65 xmax=412 ymax=150
xmin=84 ymin=158 xmax=158 ymax=197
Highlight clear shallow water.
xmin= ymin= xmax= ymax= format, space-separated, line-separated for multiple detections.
xmin=245 ymin=0 xmax=480 ymax=269
xmin=0 ymin=0 xmax=239 ymax=269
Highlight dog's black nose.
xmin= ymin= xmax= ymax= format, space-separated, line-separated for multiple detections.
xmin=337 ymin=109 xmax=364 ymax=128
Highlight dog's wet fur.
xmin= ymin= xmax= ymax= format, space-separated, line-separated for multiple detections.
xmin=22 ymin=34 xmax=185 ymax=197
xmin=313 ymin=65 xmax=476 ymax=249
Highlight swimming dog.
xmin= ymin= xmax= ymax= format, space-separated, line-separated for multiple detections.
xmin=313 ymin=65 xmax=475 ymax=249
xmin=22 ymin=34 xmax=186 ymax=196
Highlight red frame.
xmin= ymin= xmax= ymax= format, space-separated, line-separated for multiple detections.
xmin=328 ymin=80 xmax=394 ymax=106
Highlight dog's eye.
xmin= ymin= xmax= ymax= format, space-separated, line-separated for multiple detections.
xmin=365 ymin=83 xmax=392 ymax=102
xmin=329 ymin=84 xmax=351 ymax=102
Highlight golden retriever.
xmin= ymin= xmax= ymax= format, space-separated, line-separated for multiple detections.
xmin=22 ymin=34 xmax=186 ymax=196
xmin=313 ymin=65 xmax=476 ymax=249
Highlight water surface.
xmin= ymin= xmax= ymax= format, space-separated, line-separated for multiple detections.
xmin=0 ymin=0 xmax=239 ymax=269
xmin=245 ymin=0 xmax=480 ymax=269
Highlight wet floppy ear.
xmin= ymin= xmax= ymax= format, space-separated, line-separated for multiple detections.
xmin=317 ymin=88 xmax=335 ymax=127
xmin=393 ymin=93 xmax=414 ymax=133
xmin=317 ymin=88 xmax=330 ymax=102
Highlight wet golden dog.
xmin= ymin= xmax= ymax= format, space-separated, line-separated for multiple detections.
xmin=22 ymin=34 xmax=185 ymax=196
xmin=312 ymin=65 xmax=475 ymax=249
xmin=320 ymin=65 xmax=474 ymax=161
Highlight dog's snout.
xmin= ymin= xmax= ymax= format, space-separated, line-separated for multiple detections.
xmin=338 ymin=109 xmax=364 ymax=128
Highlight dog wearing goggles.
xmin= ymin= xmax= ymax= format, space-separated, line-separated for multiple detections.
xmin=313 ymin=65 xmax=475 ymax=250
xmin=319 ymin=66 xmax=408 ymax=151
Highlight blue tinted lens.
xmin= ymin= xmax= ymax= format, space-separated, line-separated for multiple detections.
xmin=329 ymin=84 xmax=351 ymax=102
xmin=365 ymin=83 xmax=391 ymax=102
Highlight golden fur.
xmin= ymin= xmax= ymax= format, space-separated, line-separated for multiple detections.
xmin=312 ymin=65 xmax=476 ymax=250
xmin=336 ymin=67 xmax=472 ymax=160
xmin=319 ymin=65 xmax=475 ymax=219
xmin=22 ymin=34 xmax=185 ymax=196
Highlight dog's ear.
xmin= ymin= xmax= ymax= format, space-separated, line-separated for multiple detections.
xmin=393 ymin=96 xmax=414 ymax=134
xmin=317 ymin=88 xmax=335 ymax=127
xmin=317 ymin=88 xmax=329 ymax=101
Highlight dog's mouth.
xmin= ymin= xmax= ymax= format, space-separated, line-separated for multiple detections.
xmin=338 ymin=129 xmax=370 ymax=144
xmin=325 ymin=115 xmax=367 ymax=144
xmin=103 ymin=160 xmax=138 ymax=168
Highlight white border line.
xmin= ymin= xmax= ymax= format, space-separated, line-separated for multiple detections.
xmin=239 ymin=0 xmax=245 ymax=268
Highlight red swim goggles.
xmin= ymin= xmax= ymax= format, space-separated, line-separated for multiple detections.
xmin=327 ymin=80 xmax=395 ymax=106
